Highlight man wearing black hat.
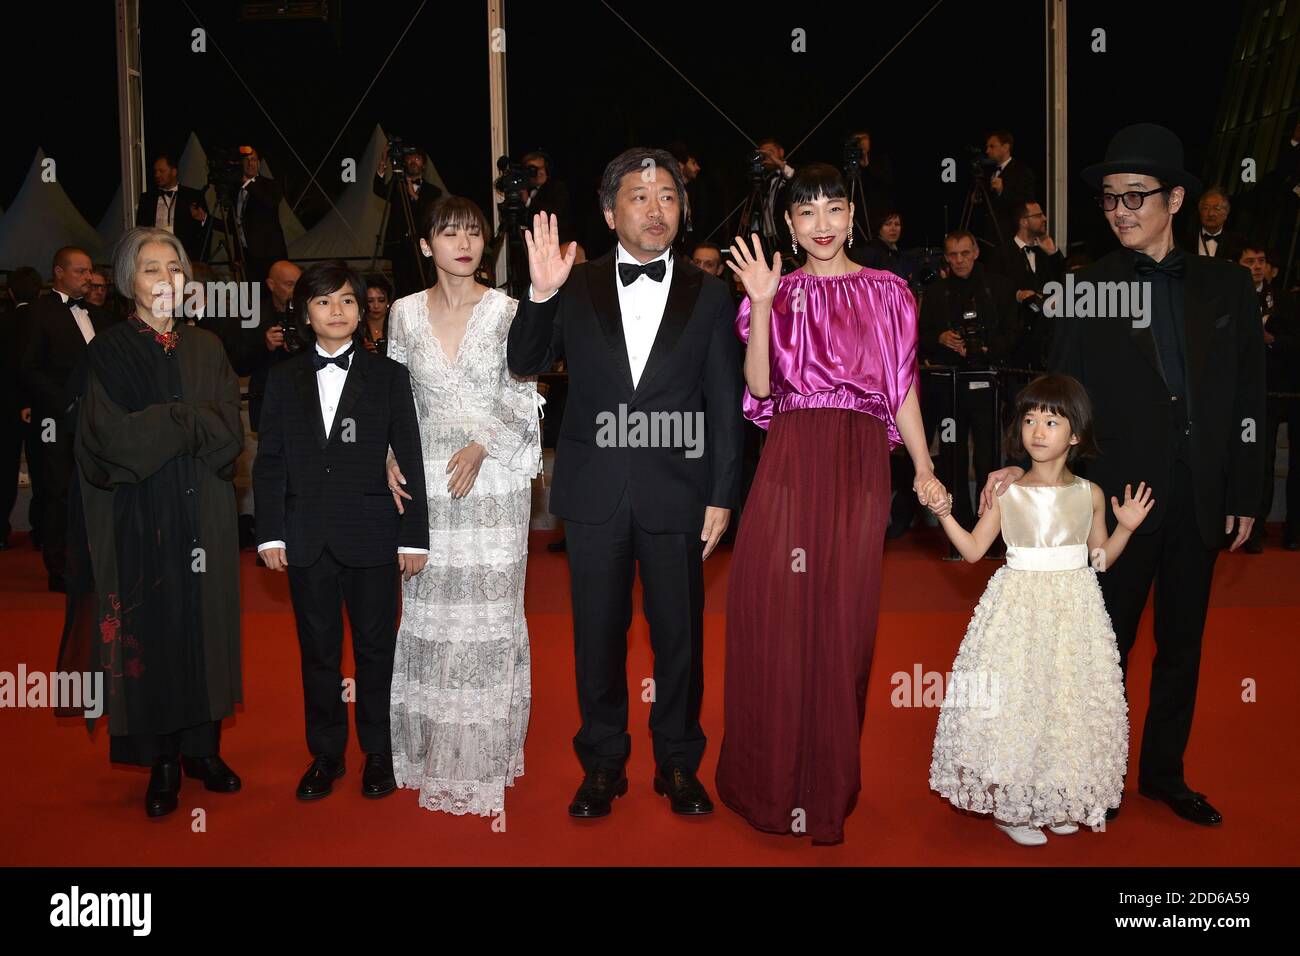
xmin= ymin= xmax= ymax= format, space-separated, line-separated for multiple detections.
xmin=982 ymin=123 xmax=1266 ymax=827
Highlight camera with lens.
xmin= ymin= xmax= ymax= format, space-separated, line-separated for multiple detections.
xmin=842 ymin=135 xmax=864 ymax=176
xmin=965 ymin=144 xmax=998 ymax=182
xmin=207 ymin=147 xmax=246 ymax=206
xmin=747 ymin=149 xmax=768 ymax=184
xmin=910 ymin=245 xmax=946 ymax=292
xmin=387 ymin=135 xmax=421 ymax=175
xmin=958 ymin=308 xmax=988 ymax=366
xmin=278 ymin=300 xmax=306 ymax=356
xmin=494 ymin=155 xmax=536 ymax=215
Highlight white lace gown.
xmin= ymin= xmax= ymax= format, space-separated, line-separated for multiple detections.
xmin=928 ymin=477 xmax=1129 ymax=829
xmin=387 ymin=287 xmax=544 ymax=816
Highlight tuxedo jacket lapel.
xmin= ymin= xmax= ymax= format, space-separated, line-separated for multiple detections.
xmin=586 ymin=252 xmax=634 ymax=392
xmin=293 ymin=359 xmax=328 ymax=449
xmin=1121 ymin=256 xmax=1168 ymax=387
xmin=635 ymin=261 xmax=703 ymax=398
xmin=1182 ymin=257 xmax=1214 ymax=395
xmin=328 ymin=347 xmax=368 ymax=444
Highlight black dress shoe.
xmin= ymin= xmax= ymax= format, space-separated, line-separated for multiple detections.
xmin=145 ymin=760 xmax=182 ymax=818
xmin=1139 ymin=786 xmax=1222 ymax=826
xmin=653 ymin=764 xmax=714 ymax=815
xmin=296 ymin=755 xmax=346 ymax=801
xmin=361 ymin=753 xmax=397 ymax=798
xmin=568 ymin=767 xmax=628 ymax=818
xmin=182 ymin=755 xmax=241 ymax=792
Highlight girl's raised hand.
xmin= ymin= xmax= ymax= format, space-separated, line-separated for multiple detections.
xmin=725 ymin=233 xmax=781 ymax=304
xmin=1111 ymin=482 xmax=1155 ymax=531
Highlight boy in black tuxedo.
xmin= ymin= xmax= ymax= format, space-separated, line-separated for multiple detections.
xmin=253 ymin=261 xmax=428 ymax=800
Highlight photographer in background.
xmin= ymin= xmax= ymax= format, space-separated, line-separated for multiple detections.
xmin=374 ymin=139 xmax=443 ymax=298
xmin=982 ymin=130 xmax=1036 ymax=246
xmin=984 ymin=199 xmax=1065 ymax=372
xmin=917 ymin=229 xmax=1020 ymax=529
xmin=240 ymin=259 xmax=302 ymax=433
xmin=522 ymin=150 xmax=573 ymax=245
xmin=136 ymin=152 xmax=210 ymax=263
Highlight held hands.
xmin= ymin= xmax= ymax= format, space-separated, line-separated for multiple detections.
xmin=725 ymin=233 xmax=781 ymax=304
xmin=523 ymin=212 xmax=577 ymax=300
xmin=1111 ymin=482 xmax=1155 ymax=531
xmin=447 ymin=442 xmax=487 ymax=498
xmin=914 ymin=472 xmax=948 ymax=514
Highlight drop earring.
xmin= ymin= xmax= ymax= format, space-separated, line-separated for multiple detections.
xmin=791 ymin=235 xmax=798 ymax=255
xmin=847 ymin=224 xmax=854 ymax=248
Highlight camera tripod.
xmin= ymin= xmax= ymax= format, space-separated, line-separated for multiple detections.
xmin=371 ymin=166 xmax=429 ymax=292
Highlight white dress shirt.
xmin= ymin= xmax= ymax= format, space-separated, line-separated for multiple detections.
xmin=1013 ymin=234 xmax=1037 ymax=274
xmin=259 ymin=341 xmax=427 ymax=556
xmin=614 ymin=244 xmax=673 ymax=388
xmin=529 ymin=243 xmax=674 ymax=389
xmin=1198 ymin=229 xmax=1222 ymax=257
xmin=156 ymin=187 xmax=179 ymax=234
xmin=54 ymin=289 xmax=95 ymax=344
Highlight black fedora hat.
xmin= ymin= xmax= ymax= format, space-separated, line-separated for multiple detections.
xmin=1081 ymin=122 xmax=1202 ymax=195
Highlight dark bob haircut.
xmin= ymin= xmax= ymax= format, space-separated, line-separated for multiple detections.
xmin=419 ymin=195 xmax=491 ymax=244
xmin=291 ymin=260 xmax=365 ymax=345
xmin=598 ymin=147 xmax=687 ymax=213
xmin=1004 ymin=373 xmax=1101 ymax=463
xmin=784 ymin=163 xmax=848 ymax=210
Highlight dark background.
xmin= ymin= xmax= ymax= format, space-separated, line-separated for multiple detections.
xmin=0 ymin=0 xmax=1239 ymax=261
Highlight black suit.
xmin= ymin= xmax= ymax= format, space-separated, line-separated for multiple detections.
xmin=985 ymin=158 xmax=1036 ymax=245
xmin=208 ymin=177 xmax=288 ymax=283
xmin=507 ymin=250 xmax=743 ymax=773
xmin=984 ymin=239 xmax=1066 ymax=371
xmin=1049 ymin=248 xmax=1265 ymax=795
xmin=1180 ymin=223 xmax=1244 ymax=261
xmin=135 ymin=185 xmax=209 ymax=262
xmin=19 ymin=293 xmax=117 ymax=581
xmin=372 ymin=173 xmax=442 ymax=298
xmin=1259 ymin=282 xmax=1300 ymax=539
xmin=253 ymin=346 xmax=428 ymax=756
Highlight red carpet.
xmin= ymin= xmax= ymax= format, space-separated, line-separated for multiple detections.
xmin=1 ymin=528 xmax=1297 ymax=866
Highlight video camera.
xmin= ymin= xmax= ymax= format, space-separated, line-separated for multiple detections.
xmin=387 ymin=135 xmax=422 ymax=175
xmin=207 ymin=147 xmax=247 ymax=206
xmin=965 ymin=144 xmax=999 ymax=182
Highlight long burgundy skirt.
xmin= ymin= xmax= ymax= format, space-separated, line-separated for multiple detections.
xmin=716 ymin=407 xmax=891 ymax=843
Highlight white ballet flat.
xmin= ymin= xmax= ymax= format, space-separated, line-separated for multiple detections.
xmin=1047 ymin=822 xmax=1079 ymax=835
xmin=996 ymin=823 xmax=1048 ymax=846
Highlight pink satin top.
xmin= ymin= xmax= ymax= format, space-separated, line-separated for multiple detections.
xmin=736 ymin=267 xmax=918 ymax=447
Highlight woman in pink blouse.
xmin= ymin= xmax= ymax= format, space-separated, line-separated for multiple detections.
xmin=716 ymin=164 xmax=945 ymax=843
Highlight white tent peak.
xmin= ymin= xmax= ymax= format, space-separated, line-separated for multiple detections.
xmin=0 ymin=148 xmax=102 ymax=272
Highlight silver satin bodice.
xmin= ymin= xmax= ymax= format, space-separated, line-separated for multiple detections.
xmin=999 ymin=477 xmax=1093 ymax=571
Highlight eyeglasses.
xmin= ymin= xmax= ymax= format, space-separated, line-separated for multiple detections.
xmin=1098 ymin=187 xmax=1170 ymax=211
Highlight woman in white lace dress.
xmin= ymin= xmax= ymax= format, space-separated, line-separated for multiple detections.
xmin=385 ymin=196 xmax=544 ymax=816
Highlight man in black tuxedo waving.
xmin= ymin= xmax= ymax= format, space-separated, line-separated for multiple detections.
xmin=983 ymin=124 xmax=1265 ymax=827
xmin=508 ymin=148 xmax=743 ymax=818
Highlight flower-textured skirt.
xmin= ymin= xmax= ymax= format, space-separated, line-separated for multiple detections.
xmin=928 ymin=565 xmax=1129 ymax=828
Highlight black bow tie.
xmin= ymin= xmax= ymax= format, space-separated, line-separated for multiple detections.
xmin=618 ymin=259 xmax=667 ymax=286
xmin=312 ymin=346 xmax=354 ymax=372
xmin=65 ymin=296 xmax=86 ymax=309
xmin=1133 ymin=249 xmax=1187 ymax=279
xmin=1023 ymin=245 xmax=1037 ymax=258
xmin=1201 ymin=231 xmax=1220 ymax=244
